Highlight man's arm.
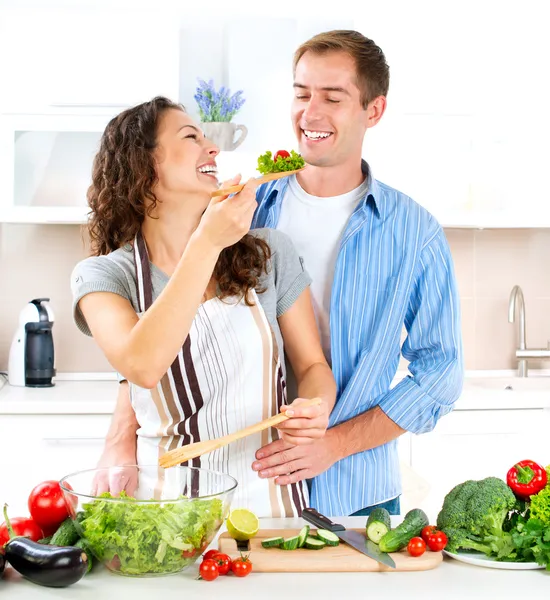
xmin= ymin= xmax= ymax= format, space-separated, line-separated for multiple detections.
xmin=254 ymin=227 xmax=464 ymax=483
xmin=93 ymin=380 xmax=139 ymax=495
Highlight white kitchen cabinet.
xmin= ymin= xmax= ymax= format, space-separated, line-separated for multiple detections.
xmin=0 ymin=9 xmax=180 ymax=115
xmin=0 ymin=113 xmax=112 ymax=223
xmin=0 ymin=414 xmax=111 ymax=516
xmin=410 ymin=408 xmax=550 ymax=521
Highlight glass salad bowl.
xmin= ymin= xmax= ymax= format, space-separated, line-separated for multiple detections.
xmin=59 ymin=465 xmax=237 ymax=577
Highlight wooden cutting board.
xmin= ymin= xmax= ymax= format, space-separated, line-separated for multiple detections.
xmin=218 ymin=528 xmax=443 ymax=572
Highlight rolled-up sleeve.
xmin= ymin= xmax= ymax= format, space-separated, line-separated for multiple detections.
xmin=378 ymin=228 xmax=464 ymax=434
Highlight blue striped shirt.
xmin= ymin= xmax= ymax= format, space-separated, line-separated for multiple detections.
xmin=252 ymin=162 xmax=464 ymax=516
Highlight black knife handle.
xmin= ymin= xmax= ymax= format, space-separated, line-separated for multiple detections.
xmin=302 ymin=508 xmax=345 ymax=532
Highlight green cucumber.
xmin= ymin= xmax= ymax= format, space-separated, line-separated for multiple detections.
xmin=378 ymin=508 xmax=429 ymax=553
xmin=304 ymin=536 xmax=326 ymax=550
xmin=315 ymin=529 xmax=340 ymax=546
xmin=297 ymin=525 xmax=310 ymax=548
xmin=261 ymin=537 xmax=284 ymax=548
xmin=50 ymin=517 xmax=79 ymax=547
xmin=366 ymin=507 xmax=391 ymax=544
xmin=37 ymin=536 xmax=52 ymax=545
xmin=281 ymin=535 xmax=300 ymax=550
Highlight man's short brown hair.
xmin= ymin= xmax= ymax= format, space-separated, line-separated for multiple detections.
xmin=293 ymin=30 xmax=390 ymax=109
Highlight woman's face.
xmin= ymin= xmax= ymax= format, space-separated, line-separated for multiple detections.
xmin=153 ymin=108 xmax=220 ymax=204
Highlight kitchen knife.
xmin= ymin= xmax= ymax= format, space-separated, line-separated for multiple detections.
xmin=302 ymin=507 xmax=396 ymax=569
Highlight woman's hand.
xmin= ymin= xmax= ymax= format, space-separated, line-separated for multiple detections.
xmin=276 ymin=398 xmax=331 ymax=445
xmin=195 ymin=175 xmax=259 ymax=251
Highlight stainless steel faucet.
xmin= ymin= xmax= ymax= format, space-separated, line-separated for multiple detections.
xmin=508 ymin=284 xmax=550 ymax=376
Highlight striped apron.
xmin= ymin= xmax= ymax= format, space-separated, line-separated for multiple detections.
xmin=129 ymin=231 xmax=308 ymax=517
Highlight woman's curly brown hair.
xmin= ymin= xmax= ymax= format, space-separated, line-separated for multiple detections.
xmin=87 ymin=96 xmax=270 ymax=303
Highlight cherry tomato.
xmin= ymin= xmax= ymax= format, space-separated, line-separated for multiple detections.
xmin=407 ymin=537 xmax=426 ymax=557
xmin=231 ymin=555 xmax=252 ymax=577
xmin=274 ymin=150 xmax=290 ymax=162
xmin=28 ymin=481 xmax=71 ymax=530
xmin=211 ymin=552 xmax=232 ymax=575
xmin=202 ymin=549 xmax=219 ymax=561
xmin=199 ymin=559 xmax=219 ymax=581
xmin=421 ymin=525 xmax=437 ymax=544
xmin=426 ymin=530 xmax=448 ymax=552
xmin=182 ymin=548 xmax=199 ymax=559
xmin=0 ymin=516 xmax=43 ymax=550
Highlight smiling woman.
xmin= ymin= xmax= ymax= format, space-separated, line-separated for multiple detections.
xmin=69 ymin=96 xmax=337 ymax=517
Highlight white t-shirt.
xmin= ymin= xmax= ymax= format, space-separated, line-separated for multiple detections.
xmin=277 ymin=175 xmax=369 ymax=366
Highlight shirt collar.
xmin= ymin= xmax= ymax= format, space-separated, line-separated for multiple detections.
xmin=361 ymin=159 xmax=385 ymax=220
xmin=268 ymin=159 xmax=387 ymax=220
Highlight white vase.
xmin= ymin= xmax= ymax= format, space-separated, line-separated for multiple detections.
xmin=200 ymin=122 xmax=248 ymax=152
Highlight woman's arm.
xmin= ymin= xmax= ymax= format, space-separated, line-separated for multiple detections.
xmin=78 ymin=180 xmax=258 ymax=388
xmin=276 ymin=288 xmax=337 ymax=445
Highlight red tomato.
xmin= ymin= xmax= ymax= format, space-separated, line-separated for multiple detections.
xmin=407 ymin=537 xmax=426 ymax=557
xmin=231 ymin=555 xmax=252 ymax=577
xmin=274 ymin=150 xmax=290 ymax=162
xmin=0 ymin=516 xmax=43 ymax=550
xmin=202 ymin=549 xmax=219 ymax=561
xmin=426 ymin=530 xmax=448 ymax=552
xmin=211 ymin=552 xmax=232 ymax=575
xmin=182 ymin=548 xmax=199 ymax=559
xmin=421 ymin=525 xmax=437 ymax=544
xmin=28 ymin=481 xmax=70 ymax=530
xmin=199 ymin=559 xmax=219 ymax=581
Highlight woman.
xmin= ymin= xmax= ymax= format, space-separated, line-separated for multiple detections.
xmin=71 ymin=96 xmax=336 ymax=517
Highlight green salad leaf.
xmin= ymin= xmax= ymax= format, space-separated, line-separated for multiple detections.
xmin=257 ymin=150 xmax=305 ymax=175
xmin=78 ymin=492 xmax=224 ymax=575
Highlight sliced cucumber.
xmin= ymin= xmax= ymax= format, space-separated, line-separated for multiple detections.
xmin=261 ymin=537 xmax=284 ymax=548
xmin=297 ymin=525 xmax=310 ymax=548
xmin=281 ymin=535 xmax=301 ymax=550
xmin=315 ymin=529 xmax=340 ymax=546
xmin=304 ymin=536 xmax=326 ymax=550
xmin=366 ymin=507 xmax=391 ymax=544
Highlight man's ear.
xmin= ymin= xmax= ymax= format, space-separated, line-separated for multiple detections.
xmin=366 ymin=95 xmax=387 ymax=129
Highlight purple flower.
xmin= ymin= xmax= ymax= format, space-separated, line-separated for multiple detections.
xmin=194 ymin=78 xmax=246 ymax=122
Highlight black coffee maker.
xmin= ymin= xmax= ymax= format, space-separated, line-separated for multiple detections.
xmin=8 ymin=298 xmax=56 ymax=387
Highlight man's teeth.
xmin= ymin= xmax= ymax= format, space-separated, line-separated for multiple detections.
xmin=304 ymin=130 xmax=332 ymax=139
xmin=198 ymin=166 xmax=217 ymax=174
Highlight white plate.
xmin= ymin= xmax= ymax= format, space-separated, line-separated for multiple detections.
xmin=443 ymin=550 xmax=544 ymax=570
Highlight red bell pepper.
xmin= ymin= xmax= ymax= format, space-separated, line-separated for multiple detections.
xmin=506 ymin=460 xmax=548 ymax=500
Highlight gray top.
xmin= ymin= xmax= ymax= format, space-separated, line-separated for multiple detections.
xmin=70 ymin=228 xmax=311 ymax=373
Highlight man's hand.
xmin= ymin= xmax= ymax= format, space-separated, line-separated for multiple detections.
xmin=276 ymin=397 xmax=330 ymax=445
xmin=251 ymin=432 xmax=340 ymax=485
xmin=92 ymin=439 xmax=138 ymax=497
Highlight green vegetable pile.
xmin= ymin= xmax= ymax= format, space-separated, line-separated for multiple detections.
xmin=77 ymin=492 xmax=224 ymax=576
xmin=257 ymin=150 xmax=305 ymax=175
xmin=437 ymin=475 xmax=550 ymax=569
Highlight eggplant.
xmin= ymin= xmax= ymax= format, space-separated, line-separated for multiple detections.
xmin=4 ymin=537 xmax=88 ymax=588
xmin=0 ymin=551 xmax=5 ymax=576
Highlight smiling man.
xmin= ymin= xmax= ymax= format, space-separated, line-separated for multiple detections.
xmin=250 ymin=30 xmax=464 ymax=517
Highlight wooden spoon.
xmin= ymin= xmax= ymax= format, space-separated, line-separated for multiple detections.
xmin=211 ymin=168 xmax=305 ymax=198
xmin=158 ymin=397 xmax=322 ymax=468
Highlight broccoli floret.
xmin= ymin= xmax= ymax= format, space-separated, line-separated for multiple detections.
xmin=436 ymin=477 xmax=516 ymax=559
xmin=467 ymin=477 xmax=516 ymax=536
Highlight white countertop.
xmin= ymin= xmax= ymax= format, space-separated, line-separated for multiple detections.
xmin=1 ymin=371 xmax=550 ymax=415
xmin=2 ymin=517 xmax=548 ymax=599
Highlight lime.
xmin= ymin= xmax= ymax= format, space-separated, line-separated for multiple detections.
xmin=226 ymin=508 xmax=260 ymax=541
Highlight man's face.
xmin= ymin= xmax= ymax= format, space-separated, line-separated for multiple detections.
xmin=291 ymin=50 xmax=370 ymax=168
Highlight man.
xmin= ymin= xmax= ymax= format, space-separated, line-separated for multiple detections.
xmin=96 ymin=29 xmax=463 ymax=517
xmin=249 ymin=30 xmax=463 ymax=517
